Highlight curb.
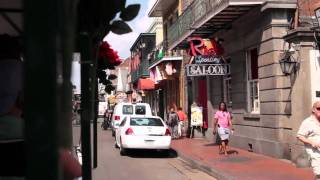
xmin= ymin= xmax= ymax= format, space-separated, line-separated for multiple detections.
xmin=173 ymin=148 xmax=236 ymax=180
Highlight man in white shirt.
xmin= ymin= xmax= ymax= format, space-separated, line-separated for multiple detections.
xmin=297 ymin=101 xmax=320 ymax=178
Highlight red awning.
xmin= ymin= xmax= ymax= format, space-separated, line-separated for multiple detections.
xmin=137 ymin=78 xmax=155 ymax=90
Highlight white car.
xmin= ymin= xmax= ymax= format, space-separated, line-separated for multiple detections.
xmin=115 ymin=116 xmax=171 ymax=155
xmin=111 ymin=102 xmax=152 ymax=136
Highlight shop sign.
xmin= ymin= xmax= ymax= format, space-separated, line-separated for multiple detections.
xmin=194 ymin=55 xmax=223 ymax=64
xmin=185 ymin=64 xmax=230 ymax=76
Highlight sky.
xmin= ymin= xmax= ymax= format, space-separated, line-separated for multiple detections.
xmin=72 ymin=0 xmax=157 ymax=93
xmin=104 ymin=0 xmax=157 ymax=59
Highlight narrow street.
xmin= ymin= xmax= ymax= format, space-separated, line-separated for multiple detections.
xmin=75 ymin=123 xmax=216 ymax=180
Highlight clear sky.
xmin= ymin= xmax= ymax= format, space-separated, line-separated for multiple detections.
xmin=104 ymin=0 xmax=157 ymax=59
xmin=72 ymin=0 xmax=156 ymax=93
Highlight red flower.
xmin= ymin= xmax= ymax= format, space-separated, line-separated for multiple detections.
xmin=98 ymin=41 xmax=122 ymax=65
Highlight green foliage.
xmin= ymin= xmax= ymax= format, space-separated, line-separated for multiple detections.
xmin=120 ymin=4 xmax=141 ymax=21
xmin=111 ymin=20 xmax=132 ymax=35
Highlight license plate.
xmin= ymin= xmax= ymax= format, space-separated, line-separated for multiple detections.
xmin=145 ymin=140 xmax=154 ymax=145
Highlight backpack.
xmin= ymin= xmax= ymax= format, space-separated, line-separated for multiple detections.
xmin=167 ymin=112 xmax=179 ymax=126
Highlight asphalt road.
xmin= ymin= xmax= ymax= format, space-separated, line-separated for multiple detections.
xmin=84 ymin=124 xmax=216 ymax=180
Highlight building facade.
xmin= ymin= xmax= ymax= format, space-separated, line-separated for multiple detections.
xmin=129 ymin=33 xmax=156 ymax=103
xmin=149 ymin=0 xmax=320 ymax=164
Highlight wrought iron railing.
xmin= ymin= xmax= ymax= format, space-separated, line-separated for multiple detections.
xmin=131 ymin=59 xmax=150 ymax=82
xmin=167 ymin=0 xmax=228 ymax=49
xmin=148 ymin=40 xmax=184 ymax=68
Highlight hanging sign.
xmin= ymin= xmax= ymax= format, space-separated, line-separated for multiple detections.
xmin=194 ymin=55 xmax=223 ymax=64
xmin=186 ymin=64 xmax=230 ymax=76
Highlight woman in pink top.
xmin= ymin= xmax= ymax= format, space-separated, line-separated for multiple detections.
xmin=213 ymin=102 xmax=233 ymax=155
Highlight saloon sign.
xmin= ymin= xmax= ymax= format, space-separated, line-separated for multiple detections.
xmin=186 ymin=64 xmax=230 ymax=76
xmin=186 ymin=37 xmax=230 ymax=76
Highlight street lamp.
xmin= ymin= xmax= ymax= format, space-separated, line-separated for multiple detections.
xmin=279 ymin=52 xmax=297 ymax=75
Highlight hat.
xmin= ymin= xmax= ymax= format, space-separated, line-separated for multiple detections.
xmin=0 ymin=59 xmax=23 ymax=115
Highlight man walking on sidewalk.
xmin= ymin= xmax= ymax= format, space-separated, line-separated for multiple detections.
xmin=297 ymin=101 xmax=320 ymax=179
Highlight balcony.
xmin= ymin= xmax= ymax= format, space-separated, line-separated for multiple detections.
xmin=131 ymin=59 xmax=149 ymax=83
xmin=148 ymin=41 xmax=183 ymax=70
xmin=167 ymin=0 xmax=264 ymax=50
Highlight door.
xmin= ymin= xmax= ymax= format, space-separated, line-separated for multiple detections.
xmin=198 ymin=78 xmax=208 ymax=128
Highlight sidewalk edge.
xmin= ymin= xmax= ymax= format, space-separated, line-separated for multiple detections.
xmin=173 ymin=148 xmax=236 ymax=180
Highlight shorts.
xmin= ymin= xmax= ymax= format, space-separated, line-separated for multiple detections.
xmin=217 ymin=127 xmax=230 ymax=141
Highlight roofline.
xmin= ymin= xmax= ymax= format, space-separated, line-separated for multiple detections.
xmin=148 ymin=0 xmax=161 ymax=17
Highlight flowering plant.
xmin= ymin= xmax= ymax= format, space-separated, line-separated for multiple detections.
xmin=98 ymin=41 xmax=122 ymax=69
xmin=97 ymin=41 xmax=122 ymax=93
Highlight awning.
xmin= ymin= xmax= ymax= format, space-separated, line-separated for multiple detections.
xmin=137 ymin=78 xmax=155 ymax=90
xmin=148 ymin=56 xmax=183 ymax=69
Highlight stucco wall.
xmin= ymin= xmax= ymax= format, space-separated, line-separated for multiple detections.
xmin=204 ymin=7 xmax=297 ymax=159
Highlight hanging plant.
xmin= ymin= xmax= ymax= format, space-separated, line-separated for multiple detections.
xmin=108 ymin=74 xmax=117 ymax=80
xmin=97 ymin=41 xmax=122 ymax=70
xmin=105 ymin=84 xmax=116 ymax=94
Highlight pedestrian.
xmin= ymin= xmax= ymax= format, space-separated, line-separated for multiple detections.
xmin=167 ymin=107 xmax=179 ymax=139
xmin=213 ymin=102 xmax=233 ymax=155
xmin=297 ymin=101 xmax=320 ymax=179
xmin=177 ymin=107 xmax=187 ymax=138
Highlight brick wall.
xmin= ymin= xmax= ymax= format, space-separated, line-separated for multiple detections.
xmin=298 ymin=0 xmax=320 ymax=17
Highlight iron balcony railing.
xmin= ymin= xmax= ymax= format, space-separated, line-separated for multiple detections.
xmin=148 ymin=40 xmax=183 ymax=68
xmin=131 ymin=59 xmax=150 ymax=83
xmin=167 ymin=0 xmax=229 ymax=49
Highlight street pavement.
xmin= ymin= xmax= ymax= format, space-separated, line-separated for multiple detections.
xmin=171 ymin=138 xmax=315 ymax=180
xmin=73 ymin=123 xmax=217 ymax=180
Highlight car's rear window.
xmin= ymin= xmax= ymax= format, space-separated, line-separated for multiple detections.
xmin=130 ymin=118 xmax=163 ymax=126
xmin=122 ymin=105 xmax=133 ymax=115
xmin=135 ymin=105 xmax=146 ymax=115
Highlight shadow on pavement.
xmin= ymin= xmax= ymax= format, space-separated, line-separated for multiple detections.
xmin=126 ymin=149 xmax=178 ymax=159
xmin=204 ymin=143 xmax=216 ymax=146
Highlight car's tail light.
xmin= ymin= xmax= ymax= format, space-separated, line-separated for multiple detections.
xmin=125 ymin=128 xmax=134 ymax=135
xmin=115 ymin=115 xmax=120 ymax=121
xmin=165 ymin=128 xmax=171 ymax=136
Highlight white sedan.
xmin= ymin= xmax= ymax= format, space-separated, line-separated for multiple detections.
xmin=115 ymin=116 xmax=172 ymax=155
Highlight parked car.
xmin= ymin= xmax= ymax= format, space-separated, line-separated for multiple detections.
xmin=115 ymin=116 xmax=171 ymax=156
xmin=110 ymin=102 xmax=152 ymax=136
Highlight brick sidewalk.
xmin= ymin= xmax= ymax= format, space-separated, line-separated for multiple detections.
xmin=171 ymin=138 xmax=314 ymax=180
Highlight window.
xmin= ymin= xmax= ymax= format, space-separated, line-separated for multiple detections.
xmin=223 ymin=58 xmax=232 ymax=109
xmin=135 ymin=105 xmax=146 ymax=115
xmin=223 ymin=75 xmax=232 ymax=109
xmin=247 ymin=48 xmax=260 ymax=113
xmin=130 ymin=118 xmax=164 ymax=126
xmin=122 ymin=105 xmax=133 ymax=115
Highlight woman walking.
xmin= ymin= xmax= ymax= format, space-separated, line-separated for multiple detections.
xmin=213 ymin=102 xmax=233 ymax=155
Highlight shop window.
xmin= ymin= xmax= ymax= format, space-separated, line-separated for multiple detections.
xmin=246 ymin=48 xmax=260 ymax=113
